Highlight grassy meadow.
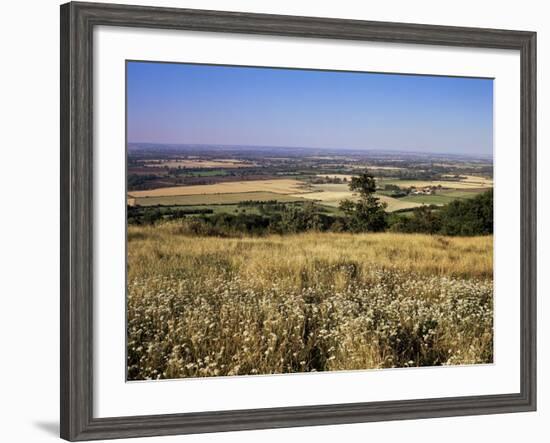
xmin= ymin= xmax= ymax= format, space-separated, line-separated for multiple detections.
xmin=127 ymin=222 xmax=493 ymax=380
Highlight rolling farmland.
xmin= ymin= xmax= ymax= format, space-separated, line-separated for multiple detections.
xmin=126 ymin=145 xmax=494 ymax=380
xmin=128 ymin=146 xmax=493 ymax=216
xmin=128 ymin=173 xmax=491 ymax=213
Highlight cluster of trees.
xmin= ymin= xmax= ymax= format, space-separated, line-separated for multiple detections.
xmin=387 ymin=190 xmax=493 ymax=236
xmin=128 ymin=171 xmax=493 ymax=237
xmin=309 ymin=176 xmax=347 ymax=184
xmin=127 ymin=206 xmax=213 ymax=225
xmin=172 ymin=204 xmax=337 ymax=237
xmin=127 ymin=174 xmax=159 ymax=191
xmin=336 ymin=171 xmax=493 ymax=236
xmin=237 ymin=200 xmax=279 ymax=206
xmin=338 ymin=173 xmax=388 ymax=232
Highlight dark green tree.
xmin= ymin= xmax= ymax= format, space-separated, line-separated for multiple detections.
xmin=339 ymin=171 xmax=387 ymax=232
xmin=389 ymin=206 xmax=442 ymax=234
xmin=439 ymin=189 xmax=493 ymax=236
xmin=388 ymin=190 xmax=493 ymax=236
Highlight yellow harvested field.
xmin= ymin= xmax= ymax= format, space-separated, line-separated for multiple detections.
xmin=294 ymin=186 xmax=421 ymax=212
xmin=295 ymin=191 xmax=356 ymax=207
xmin=128 ymin=179 xmax=308 ymax=198
xmin=440 ymin=174 xmax=493 ymax=186
xmin=141 ymin=159 xmax=255 ymax=169
xmin=458 ymin=175 xmax=493 ymax=186
xmin=376 ymin=195 xmax=423 ymax=212
xmin=295 ymin=183 xmax=356 ymax=207
xmin=311 ymin=183 xmax=350 ymax=192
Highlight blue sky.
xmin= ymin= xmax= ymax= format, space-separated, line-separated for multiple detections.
xmin=127 ymin=61 xmax=493 ymax=156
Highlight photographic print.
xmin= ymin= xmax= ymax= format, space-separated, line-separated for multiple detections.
xmin=126 ymin=61 xmax=494 ymax=381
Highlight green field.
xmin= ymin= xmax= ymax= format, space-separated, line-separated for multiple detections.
xmin=133 ymin=191 xmax=308 ymax=207
xmin=441 ymin=189 xmax=490 ymax=198
xmin=377 ymin=178 xmax=490 ymax=190
xmin=177 ymin=169 xmax=231 ymax=177
xmin=400 ymin=189 xmax=488 ymax=206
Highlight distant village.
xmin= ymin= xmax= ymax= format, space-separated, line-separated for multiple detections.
xmin=409 ymin=185 xmax=441 ymax=195
xmin=382 ymin=183 xmax=443 ymax=198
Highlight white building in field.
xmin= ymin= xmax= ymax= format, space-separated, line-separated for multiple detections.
xmin=410 ymin=186 xmax=435 ymax=195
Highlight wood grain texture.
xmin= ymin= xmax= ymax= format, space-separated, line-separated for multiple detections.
xmin=60 ymin=2 xmax=537 ymax=441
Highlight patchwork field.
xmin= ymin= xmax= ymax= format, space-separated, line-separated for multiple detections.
xmin=128 ymin=179 xmax=307 ymax=198
xmin=297 ymin=191 xmax=421 ymax=212
xmin=400 ymin=188 xmax=488 ymax=206
xmin=128 ymin=175 xmax=492 ymax=212
xmin=378 ymin=178 xmax=492 ymax=190
xmin=139 ymin=158 xmax=255 ymax=169
xmin=294 ymin=183 xmax=353 ymax=207
xmin=292 ymin=183 xmax=421 ymax=211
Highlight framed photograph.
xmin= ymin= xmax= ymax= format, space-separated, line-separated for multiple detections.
xmin=60 ymin=2 xmax=536 ymax=441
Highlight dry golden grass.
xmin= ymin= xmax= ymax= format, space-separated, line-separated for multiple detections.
xmin=127 ymin=224 xmax=493 ymax=380
xmin=128 ymin=179 xmax=307 ymax=198
xmin=457 ymin=175 xmax=494 ymax=186
xmin=128 ymin=227 xmax=492 ymax=281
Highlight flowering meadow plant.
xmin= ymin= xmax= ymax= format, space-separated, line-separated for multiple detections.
xmin=127 ymin=225 xmax=493 ymax=380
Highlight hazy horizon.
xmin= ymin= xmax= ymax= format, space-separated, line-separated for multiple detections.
xmin=127 ymin=61 xmax=493 ymax=156
xmin=127 ymin=142 xmax=493 ymax=159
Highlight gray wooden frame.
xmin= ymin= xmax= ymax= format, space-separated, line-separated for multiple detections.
xmin=60 ymin=1 xmax=537 ymax=441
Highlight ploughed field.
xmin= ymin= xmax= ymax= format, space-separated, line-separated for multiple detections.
xmin=127 ymin=225 xmax=493 ymax=380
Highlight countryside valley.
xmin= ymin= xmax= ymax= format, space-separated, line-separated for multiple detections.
xmin=127 ymin=144 xmax=494 ymax=380
xmin=127 ymin=143 xmax=493 ymax=235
